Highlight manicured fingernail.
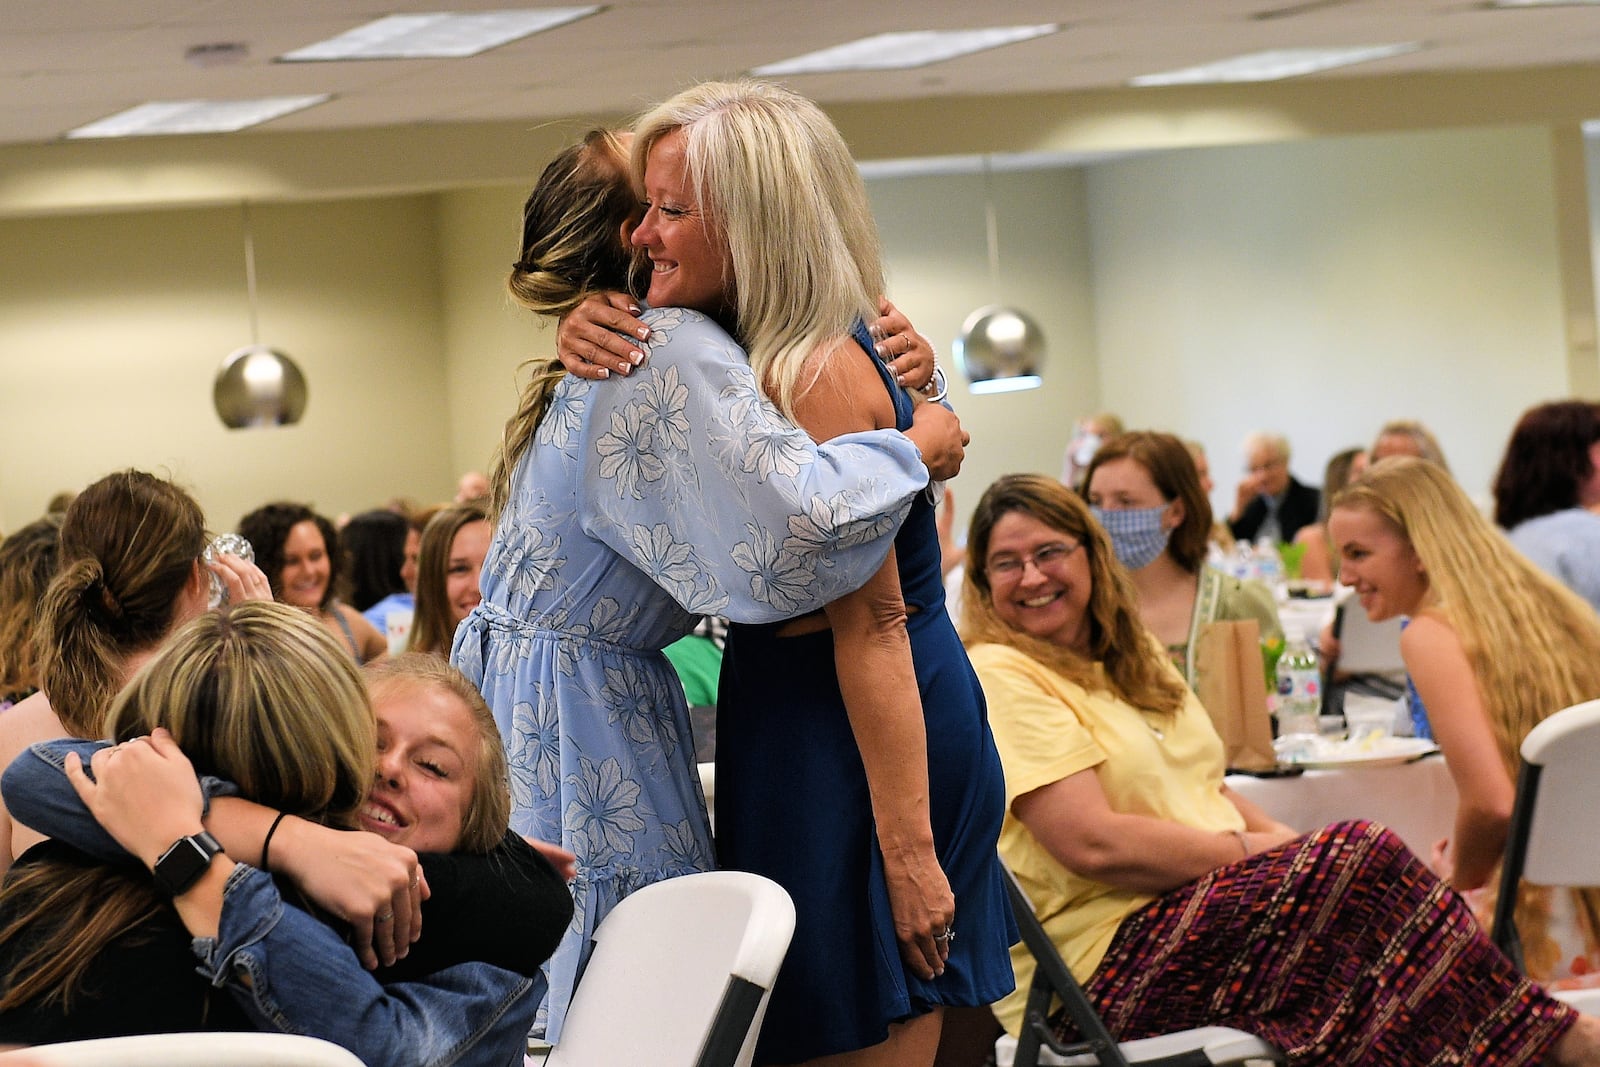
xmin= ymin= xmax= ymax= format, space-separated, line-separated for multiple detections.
xmin=874 ymin=342 xmax=889 ymax=359
xmin=636 ymin=327 xmax=651 ymax=340
xmin=627 ymin=304 xmax=641 ymax=314
xmin=615 ymin=363 xmax=630 ymax=376
xmin=868 ymin=324 xmax=885 ymax=341
xmin=596 ymin=367 xmax=610 ymax=379
xmin=629 ymin=349 xmax=645 ymax=366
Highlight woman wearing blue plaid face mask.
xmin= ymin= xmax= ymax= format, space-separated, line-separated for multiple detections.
xmin=1084 ymin=432 xmax=1282 ymax=690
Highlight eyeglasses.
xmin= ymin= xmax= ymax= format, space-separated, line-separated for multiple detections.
xmin=987 ymin=541 xmax=1081 ymax=580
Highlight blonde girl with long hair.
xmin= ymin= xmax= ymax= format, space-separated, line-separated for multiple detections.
xmin=1330 ymin=455 xmax=1600 ymax=985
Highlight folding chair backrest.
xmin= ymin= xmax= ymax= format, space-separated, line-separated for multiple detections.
xmin=545 ymin=871 xmax=795 ymax=1067
xmin=1492 ymin=698 xmax=1600 ymax=968
xmin=1001 ymin=862 xmax=1131 ymax=1067
xmin=0 ymin=1033 xmax=363 ymax=1066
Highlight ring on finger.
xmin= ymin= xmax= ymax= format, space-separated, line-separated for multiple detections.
xmin=934 ymin=925 xmax=954 ymax=943
xmin=376 ymin=911 xmax=395 ymax=923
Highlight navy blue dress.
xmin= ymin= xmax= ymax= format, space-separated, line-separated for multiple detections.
xmin=716 ymin=327 xmax=1017 ymax=1063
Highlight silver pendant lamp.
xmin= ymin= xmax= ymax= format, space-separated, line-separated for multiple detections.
xmin=213 ymin=203 xmax=308 ymax=429
xmin=954 ymin=156 xmax=1046 ymax=395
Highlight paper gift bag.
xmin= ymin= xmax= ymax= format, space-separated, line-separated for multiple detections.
xmin=1193 ymin=618 xmax=1277 ymax=771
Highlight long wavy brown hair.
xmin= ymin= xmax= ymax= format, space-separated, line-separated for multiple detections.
xmin=961 ymin=473 xmax=1187 ymax=717
xmin=490 ymin=129 xmax=647 ymax=520
xmin=38 ymin=471 xmax=206 ymax=738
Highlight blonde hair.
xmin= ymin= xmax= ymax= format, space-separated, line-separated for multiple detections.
xmin=365 ymin=653 xmax=511 ymax=853
xmin=492 ymin=129 xmax=646 ymax=519
xmin=631 ymin=80 xmax=882 ymax=417
xmin=408 ymin=503 xmax=488 ymax=657
xmin=1333 ymin=457 xmax=1600 ymax=775
xmin=0 ymin=601 xmax=374 ymax=1013
xmin=961 ymin=474 xmax=1187 ymax=717
xmin=1332 ymin=456 xmax=1600 ymax=974
xmin=39 ymin=470 xmax=207 ymax=737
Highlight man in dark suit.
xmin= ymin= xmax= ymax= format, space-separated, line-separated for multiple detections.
xmin=1228 ymin=431 xmax=1320 ymax=544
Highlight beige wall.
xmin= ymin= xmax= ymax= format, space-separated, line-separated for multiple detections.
xmin=865 ymin=167 xmax=1098 ymax=527
xmin=1085 ymin=124 xmax=1570 ymax=510
xmin=435 ymin=184 xmax=534 ymax=482
xmin=0 ymin=120 xmax=1590 ymax=541
xmin=0 ymin=197 xmax=458 ymax=530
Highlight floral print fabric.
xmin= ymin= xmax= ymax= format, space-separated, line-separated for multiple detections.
xmin=452 ymin=308 xmax=926 ymax=1041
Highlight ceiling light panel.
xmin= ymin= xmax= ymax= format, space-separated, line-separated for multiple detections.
xmin=753 ymin=25 xmax=1059 ymax=75
xmin=64 ymin=96 xmax=330 ymax=138
xmin=280 ymin=8 xmax=602 ymax=62
xmin=1130 ymin=43 xmax=1421 ymax=86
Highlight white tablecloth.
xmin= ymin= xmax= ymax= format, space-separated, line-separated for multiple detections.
xmin=1225 ymin=753 xmax=1457 ymax=857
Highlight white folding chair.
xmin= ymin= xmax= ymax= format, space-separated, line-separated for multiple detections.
xmin=999 ymin=864 xmax=1284 ymax=1067
xmin=542 ymin=870 xmax=795 ymax=1067
xmin=1491 ymin=698 xmax=1600 ymax=973
xmin=0 ymin=1032 xmax=362 ymax=1066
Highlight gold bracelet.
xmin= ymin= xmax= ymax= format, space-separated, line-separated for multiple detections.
xmin=1230 ymin=829 xmax=1250 ymax=859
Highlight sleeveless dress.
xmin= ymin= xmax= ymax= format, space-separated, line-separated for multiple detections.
xmin=451 ymin=307 xmax=929 ymax=1041
xmin=716 ymin=327 xmax=1018 ymax=1064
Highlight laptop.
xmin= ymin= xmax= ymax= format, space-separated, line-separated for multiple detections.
xmin=1334 ymin=599 xmax=1407 ymax=675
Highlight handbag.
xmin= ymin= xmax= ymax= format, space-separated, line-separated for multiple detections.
xmin=1193 ymin=618 xmax=1277 ymax=771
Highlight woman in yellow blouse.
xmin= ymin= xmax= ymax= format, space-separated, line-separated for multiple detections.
xmin=960 ymin=473 xmax=1600 ymax=1066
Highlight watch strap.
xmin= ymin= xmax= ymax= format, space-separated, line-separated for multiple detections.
xmin=152 ymin=830 xmax=224 ymax=896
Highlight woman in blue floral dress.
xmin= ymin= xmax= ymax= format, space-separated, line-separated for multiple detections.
xmin=450 ymin=129 xmax=964 ymax=1040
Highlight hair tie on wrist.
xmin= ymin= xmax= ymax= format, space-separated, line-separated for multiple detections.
xmin=261 ymin=811 xmax=289 ymax=872
xmin=1231 ymin=829 xmax=1250 ymax=859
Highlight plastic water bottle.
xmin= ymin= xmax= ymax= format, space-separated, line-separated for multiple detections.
xmin=1274 ymin=632 xmax=1321 ymax=738
xmin=204 ymin=532 xmax=255 ymax=609
xmin=1252 ymin=536 xmax=1283 ymax=590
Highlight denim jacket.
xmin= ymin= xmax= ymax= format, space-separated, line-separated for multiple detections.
xmin=4 ymin=740 xmax=538 ymax=1067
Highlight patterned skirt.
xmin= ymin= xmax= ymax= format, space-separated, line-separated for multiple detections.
xmin=1059 ymin=820 xmax=1576 ymax=1066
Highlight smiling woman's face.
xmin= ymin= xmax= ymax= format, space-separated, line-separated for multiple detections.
xmin=279 ymin=520 xmax=330 ymax=610
xmin=984 ymin=509 xmax=1093 ymax=654
xmin=630 ymin=128 xmax=732 ymax=318
xmin=359 ymin=682 xmax=477 ymax=854
xmin=1329 ymin=504 xmax=1429 ymax=621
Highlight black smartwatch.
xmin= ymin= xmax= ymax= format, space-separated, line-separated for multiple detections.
xmin=152 ymin=831 xmax=224 ymax=896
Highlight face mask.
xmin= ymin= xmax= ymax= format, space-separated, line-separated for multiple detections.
xmin=1071 ymin=432 xmax=1103 ymax=469
xmin=1091 ymin=504 xmax=1171 ymax=572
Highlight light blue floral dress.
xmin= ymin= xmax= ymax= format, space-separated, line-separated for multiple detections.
xmin=451 ymin=307 xmax=928 ymax=1041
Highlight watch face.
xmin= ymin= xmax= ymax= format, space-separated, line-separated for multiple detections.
xmin=154 ymin=832 xmax=222 ymax=896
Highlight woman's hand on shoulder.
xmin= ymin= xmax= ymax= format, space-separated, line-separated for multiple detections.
xmin=64 ymin=727 xmax=203 ymax=868
xmin=271 ymin=817 xmax=428 ymax=971
xmin=907 ymin=397 xmax=968 ymax=482
xmin=870 ymin=297 xmax=936 ymax=392
xmin=556 ymin=292 xmax=650 ymax=380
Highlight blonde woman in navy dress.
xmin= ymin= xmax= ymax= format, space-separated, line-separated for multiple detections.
xmin=624 ymin=82 xmax=1015 ymax=1067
